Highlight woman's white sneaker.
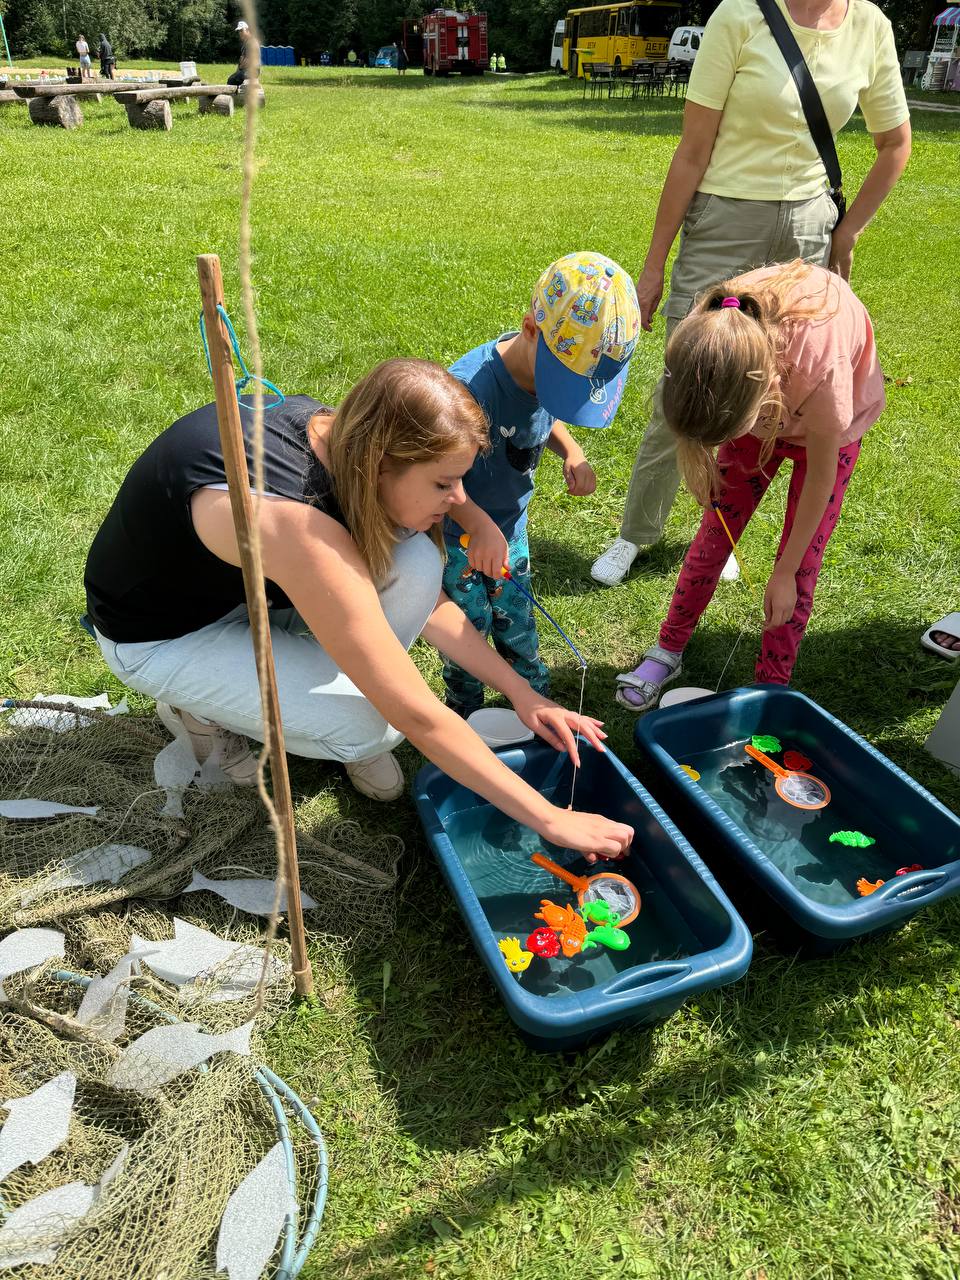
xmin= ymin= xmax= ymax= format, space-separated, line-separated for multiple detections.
xmin=345 ymin=752 xmax=404 ymax=802
xmin=590 ymin=538 xmax=639 ymax=587
xmin=156 ymin=702 xmax=259 ymax=786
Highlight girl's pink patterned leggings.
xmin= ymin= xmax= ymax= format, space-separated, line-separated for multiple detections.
xmin=659 ymin=432 xmax=861 ymax=684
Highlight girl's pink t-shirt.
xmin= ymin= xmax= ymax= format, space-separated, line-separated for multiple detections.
xmin=741 ymin=265 xmax=885 ymax=448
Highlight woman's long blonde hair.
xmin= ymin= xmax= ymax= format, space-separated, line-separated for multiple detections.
xmin=323 ymin=358 xmax=489 ymax=583
xmin=663 ymin=260 xmax=837 ymax=505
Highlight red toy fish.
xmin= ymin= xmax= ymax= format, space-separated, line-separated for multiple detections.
xmin=783 ymin=751 xmax=812 ymax=772
xmin=895 ymin=864 xmax=923 ymax=876
xmin=526 ymin=927 xmax=561 ymax=959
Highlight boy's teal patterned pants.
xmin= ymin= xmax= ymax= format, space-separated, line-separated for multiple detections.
xmin=441 ymin=530 xmax=549 ymax=716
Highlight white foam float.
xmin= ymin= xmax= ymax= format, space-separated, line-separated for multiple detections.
xmin=184 ymin=871 xmax=317 ymax=917
xmin=0 ymin=929 xmax=65 ymax=1002
xmin=107 ymin=1020 xmax=254 ymax=1095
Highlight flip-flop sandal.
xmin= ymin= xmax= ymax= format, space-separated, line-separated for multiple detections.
xmin=921 ymin=612 xmax=960 ymax=661
xmin=615 ymin=645 xmax=683 ymax=712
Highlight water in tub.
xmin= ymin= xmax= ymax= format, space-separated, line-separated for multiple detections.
xmin=444 ymin=796 xmax=703 ymax=999
xmin=681 ymin=739 xmax=929 ymax=905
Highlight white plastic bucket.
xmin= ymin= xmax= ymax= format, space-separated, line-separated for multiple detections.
xmin=659 ymin=686 xmax=715 ymax=708
xmin=466 ymin=707 xmax=535 ymax=747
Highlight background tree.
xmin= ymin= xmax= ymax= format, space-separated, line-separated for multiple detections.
xmin=0 ymin=0 xmax=944 ymax=69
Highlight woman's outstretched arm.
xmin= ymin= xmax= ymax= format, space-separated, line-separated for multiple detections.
xmin=195 ymin=491 xmax=633 ymax=860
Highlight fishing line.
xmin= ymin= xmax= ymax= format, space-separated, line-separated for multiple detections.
xmin=568 ymin=658 xmax=588 ymax=811
xmin=457 ymin=537 xmax=591 ymax=810
xmin=711 ymin=500 xmax=761 ymax=693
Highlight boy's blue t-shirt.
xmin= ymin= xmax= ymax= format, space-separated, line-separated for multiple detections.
xmin=444 ymin=334 xmax=554 ymax=543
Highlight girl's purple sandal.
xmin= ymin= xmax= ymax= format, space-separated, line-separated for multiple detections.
xmin=615 ymin=645 xmax=683 ymax=711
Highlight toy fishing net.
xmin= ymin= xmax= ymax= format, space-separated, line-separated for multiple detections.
xmin=582 ymin=876 xmax=639 ymax=920
xmin=0 ymin=698 xmax=400 ymax=1275
xmin=778 ymin=773 xmax=830 ymax=809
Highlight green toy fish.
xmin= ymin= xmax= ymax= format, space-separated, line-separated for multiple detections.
xmin=580 ymin=900 xmax=621 ymax=927
xmin=751 ymin=735 xmax=782 ymax=753
xmin=581 ymin=924 xmax=631 ymax=952
xmin=829 ymin=830 xmax=876 ymax=848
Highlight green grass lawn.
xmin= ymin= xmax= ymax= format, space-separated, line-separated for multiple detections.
xmin=2 ymin=67 xmax=960 ymax=1279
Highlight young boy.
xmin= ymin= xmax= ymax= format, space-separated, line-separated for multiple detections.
xmin=442 ymin=251 xmax=641 ymax=716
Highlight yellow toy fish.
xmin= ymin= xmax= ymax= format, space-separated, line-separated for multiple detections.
xmin=680 ymin=764 xmax=701 ymax=781
xmin=498 ymin=937 xmax=533 ymax=973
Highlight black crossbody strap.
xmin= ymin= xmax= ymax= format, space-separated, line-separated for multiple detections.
xmin=756 ymin=0 xmax=842 ymax=193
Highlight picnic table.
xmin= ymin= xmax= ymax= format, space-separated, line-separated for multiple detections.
xmin=14 ymin=80 xmax=172 ymax=127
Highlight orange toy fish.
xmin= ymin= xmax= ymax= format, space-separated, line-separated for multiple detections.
xmin=856 ymin=877 xmax=885 ymax=896
xmin=534 ymin=899 xmax=587 ymax=957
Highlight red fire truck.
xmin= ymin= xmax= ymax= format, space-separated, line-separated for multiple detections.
xmin=421 ymin=9 xmax=488 ymax=75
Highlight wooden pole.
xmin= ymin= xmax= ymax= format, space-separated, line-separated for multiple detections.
xmin=196 ymin=253 xmax=314 ymax=999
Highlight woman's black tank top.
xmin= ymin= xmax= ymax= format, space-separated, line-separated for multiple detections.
xmin=84 ymin=395 xmax=344 ymax=642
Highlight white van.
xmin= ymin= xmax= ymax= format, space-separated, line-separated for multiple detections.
xmin=668 ymin=26 xmax=704 ymax=65
xmin=550 ymin=18 xmax=565 ymax=70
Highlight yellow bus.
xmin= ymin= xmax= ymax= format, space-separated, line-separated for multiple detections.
xmin=563 ymin=1 xmax=680 ymax=78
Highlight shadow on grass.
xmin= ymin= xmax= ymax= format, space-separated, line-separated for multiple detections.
xmin=528 ymin=535 xmax=691 ymax=594
xmin=334 ymin=883 xmax=960 ymax=1275
xmin=272 ymin=73 xmax=440 ymax=91
xmin=472 ymin=78 xmax=959 ymax=138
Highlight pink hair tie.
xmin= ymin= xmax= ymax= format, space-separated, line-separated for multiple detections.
xmin=721 ymin=296 xmax=741 ymax=309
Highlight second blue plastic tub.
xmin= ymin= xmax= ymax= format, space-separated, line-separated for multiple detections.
xmin=635 ymin=686 xmax=960 ymax=953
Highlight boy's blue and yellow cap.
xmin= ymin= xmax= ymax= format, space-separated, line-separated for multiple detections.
xmin=532 ymin=252 xmax=640 ymax=428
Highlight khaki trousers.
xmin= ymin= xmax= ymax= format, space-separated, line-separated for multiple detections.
xmin=620 ymin=191 xmax=838 ymax=547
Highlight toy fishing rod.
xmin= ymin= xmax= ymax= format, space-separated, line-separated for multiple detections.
xmin=711 ymin=500 xmax=756 ymax=593
xmin=458 ymin=535 xmax=587 ymax=669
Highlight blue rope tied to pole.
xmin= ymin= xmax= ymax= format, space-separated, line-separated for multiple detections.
xmin=199 ymin=303 xmax=286 ymax=411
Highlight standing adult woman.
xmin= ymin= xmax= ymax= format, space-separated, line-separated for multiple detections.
xmin=590 ymin=0 xmax=910 ymax=588
xmin=85 ymin=359 xmax=632 ymax=862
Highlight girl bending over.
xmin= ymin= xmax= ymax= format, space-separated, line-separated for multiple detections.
xmin=615 ymin=261 xmax=884 ymax=710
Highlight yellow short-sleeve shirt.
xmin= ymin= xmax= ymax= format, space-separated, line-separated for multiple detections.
xmin=687 ymin=0 xmax=909 ymax=201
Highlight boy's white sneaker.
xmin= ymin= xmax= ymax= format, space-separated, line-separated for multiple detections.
xmin=345 ymin=752 xmax=404 ymax=802
xmin=590 ymin=538 xmax=639 ymax=587
xmin=720 ymin=552 xmax=740 ymax=582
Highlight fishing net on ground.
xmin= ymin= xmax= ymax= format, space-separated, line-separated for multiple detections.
xmin=0 ymin=699 xmax=404 ymax=1276
xmin=0 ymin=699 xmax=401 ymax=944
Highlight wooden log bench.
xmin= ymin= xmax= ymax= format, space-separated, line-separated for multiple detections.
xmin=15 ymin=81 xmax=159 ymax=97
xmin=14 ymin=81 xmax=163 ymax=127
xmin=0 ymin=90 xmax=26 ymax=107
xmin=114 ymin=83 xmax=264 ymax=130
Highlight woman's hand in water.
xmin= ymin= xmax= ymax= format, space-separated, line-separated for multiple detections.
xmin=541 ymin=808 xmax=633 ymax=863
xmin=512 ymin=691 xmax=607 ymax=766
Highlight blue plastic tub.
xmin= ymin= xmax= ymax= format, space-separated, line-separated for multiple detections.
xmin=635 ymin=686 xmax=960 ymax=954
xmin=413 ymin=739 xmax=752 ymax=1051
